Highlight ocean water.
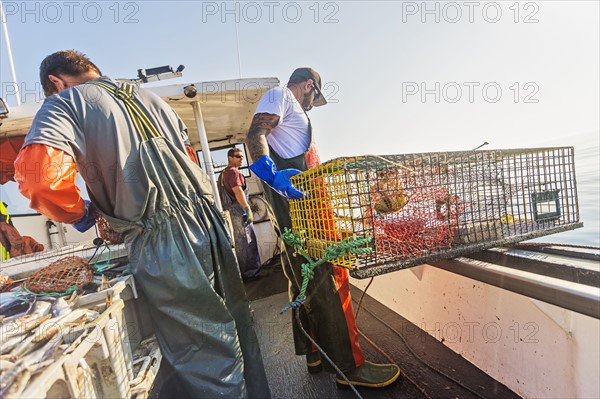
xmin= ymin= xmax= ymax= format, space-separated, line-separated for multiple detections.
xmin=534 ymin=131 xmax=599 ymax=248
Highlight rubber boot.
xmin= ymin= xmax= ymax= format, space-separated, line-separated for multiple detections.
xmin=306 ymin=351 xmax=323 ymax=374
xmin=336 ymin=361 xmax=401 ymax=388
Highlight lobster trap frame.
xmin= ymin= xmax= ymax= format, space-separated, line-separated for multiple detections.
xmin=289 ymin=147 xmax=582 ymax=278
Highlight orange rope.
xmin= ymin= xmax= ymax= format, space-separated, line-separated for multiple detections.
xmin=354 ymin=284 xmax=488 ymax=399
xmin=358 ymin=328 xmax=434 ymax=399
xmin=354 ymin=278 xmax=433 ymax=398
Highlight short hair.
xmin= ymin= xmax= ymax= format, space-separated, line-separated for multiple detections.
xmin=40 ymin=50 xmax=102 ymax=96
xmin=227 ymin=148 xmax=242 ymax=157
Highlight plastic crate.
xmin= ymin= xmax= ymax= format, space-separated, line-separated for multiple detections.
xmin=13 ymin=277 xmax=161 ymax=398
xmin=289 ymin=147 xmax=582 ymax=278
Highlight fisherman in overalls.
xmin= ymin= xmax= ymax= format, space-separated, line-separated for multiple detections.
xmin=246 ymin=67 xmax=400 ymax=388
xmin=14 ymin=50 xmax=271 ymax=399
xmin=218 ymin=147 xmax=262 ymax=280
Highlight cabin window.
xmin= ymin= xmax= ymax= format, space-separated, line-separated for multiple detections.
xmin=197 ymin=144 xmax=251 ymax=178
xmin=0 ymin=182 xmax=37 ymax=216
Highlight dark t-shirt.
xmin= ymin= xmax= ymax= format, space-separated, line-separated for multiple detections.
xmin=220 ymin=167 xmax=246 ymax=203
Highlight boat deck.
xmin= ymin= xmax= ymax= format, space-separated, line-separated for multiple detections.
xmin=154 ymin=260 xmax=521 ymax=399
xmin=6 ymin=242 xmax=597 ymax=398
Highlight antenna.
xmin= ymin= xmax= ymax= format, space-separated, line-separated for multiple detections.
xmin=0 ymin=1 xmax=21 ymax=106
xmin=235 ymin=20 xmax=242 ymax=79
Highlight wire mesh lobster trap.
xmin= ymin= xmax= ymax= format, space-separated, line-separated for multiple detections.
xmin=289 ymin=147 xmax=582 ymax=278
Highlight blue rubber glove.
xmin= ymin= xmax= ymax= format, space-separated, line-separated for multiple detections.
xmin=72 ymin=200 xmax=96 ymax=233
xmin=249 ymin=155 xmax=303 ymax=199
xmin=243 ymin=207 xmax=254 ymax=226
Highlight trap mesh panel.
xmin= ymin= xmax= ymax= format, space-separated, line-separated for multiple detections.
xmin=96 ymin=213 xmax=124 ymax=244
xmin=0 ymin=275 xmax=13 ymax=292
xmin=289 ymin=147 xmax=581 ymax=278
xmin=26 ymin=257 xmax=94 ymax=293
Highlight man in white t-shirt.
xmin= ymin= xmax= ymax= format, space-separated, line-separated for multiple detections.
xmin=246 ymin=68 xmax=401 ymax=389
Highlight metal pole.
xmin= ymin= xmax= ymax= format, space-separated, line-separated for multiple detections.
xmin=191 ymin=101 xmax=223 ymax=212
xmin=0 ymin=0 xmax=21 ymax=106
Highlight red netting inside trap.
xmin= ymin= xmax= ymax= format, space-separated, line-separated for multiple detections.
xmin=96 ymin=213 xmax=124 ymax=244
xmin=25 ymin=257 xmax=94 ymax=293
xmin=367 ymin=167 xmax=467 ymax=261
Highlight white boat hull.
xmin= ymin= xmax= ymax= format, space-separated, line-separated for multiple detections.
xmin=351 ymin=261 xmax=600 ymax=398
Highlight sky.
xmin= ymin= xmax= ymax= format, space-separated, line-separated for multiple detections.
xmin=1 ymin=1 xmax=598 ymax=159
xmin=1 ymin=1 xmax=599 ymax=244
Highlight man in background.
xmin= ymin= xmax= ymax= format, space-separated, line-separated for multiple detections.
xmin=218 ymin=147 xmax=262 ymax=280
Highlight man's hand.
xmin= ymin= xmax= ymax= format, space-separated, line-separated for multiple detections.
xmin=243 ymin=207 xmax=254 ymax=226
xmin=72 ymin=200 xmax=96 ymax=233
xmin=249 ymin=155 xmax=303 ymax=200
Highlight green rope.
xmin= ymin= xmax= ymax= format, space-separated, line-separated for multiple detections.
xmin=280 ymin=228 xmax=372 ymax=314
xmin=91 ymin=242 xmax=112 ymax=273
xmin=18 ymin=281 xmax=78 ymax=298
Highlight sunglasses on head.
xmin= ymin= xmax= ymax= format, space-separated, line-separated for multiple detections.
xmin=311 ymin=84 xmax=322 ymax=101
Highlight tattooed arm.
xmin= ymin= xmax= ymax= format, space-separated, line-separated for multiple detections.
xmin=245 ymin=113 xmax=280 ymax=162
xmin=246 ymin=112 xmax=303 ymax=199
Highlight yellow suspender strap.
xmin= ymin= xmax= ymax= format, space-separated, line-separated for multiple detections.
xmin=87 ymin=81 xmax=161 ymax=141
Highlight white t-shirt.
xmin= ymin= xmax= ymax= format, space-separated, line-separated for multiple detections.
xmin=254 ymin=86 xmax=310 ymax=159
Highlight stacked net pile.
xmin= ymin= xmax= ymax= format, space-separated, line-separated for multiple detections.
xmin=289 ymin=148 xmax=581 ymax=278
xmin=25 ymin=257 xmax=94 ymax=293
